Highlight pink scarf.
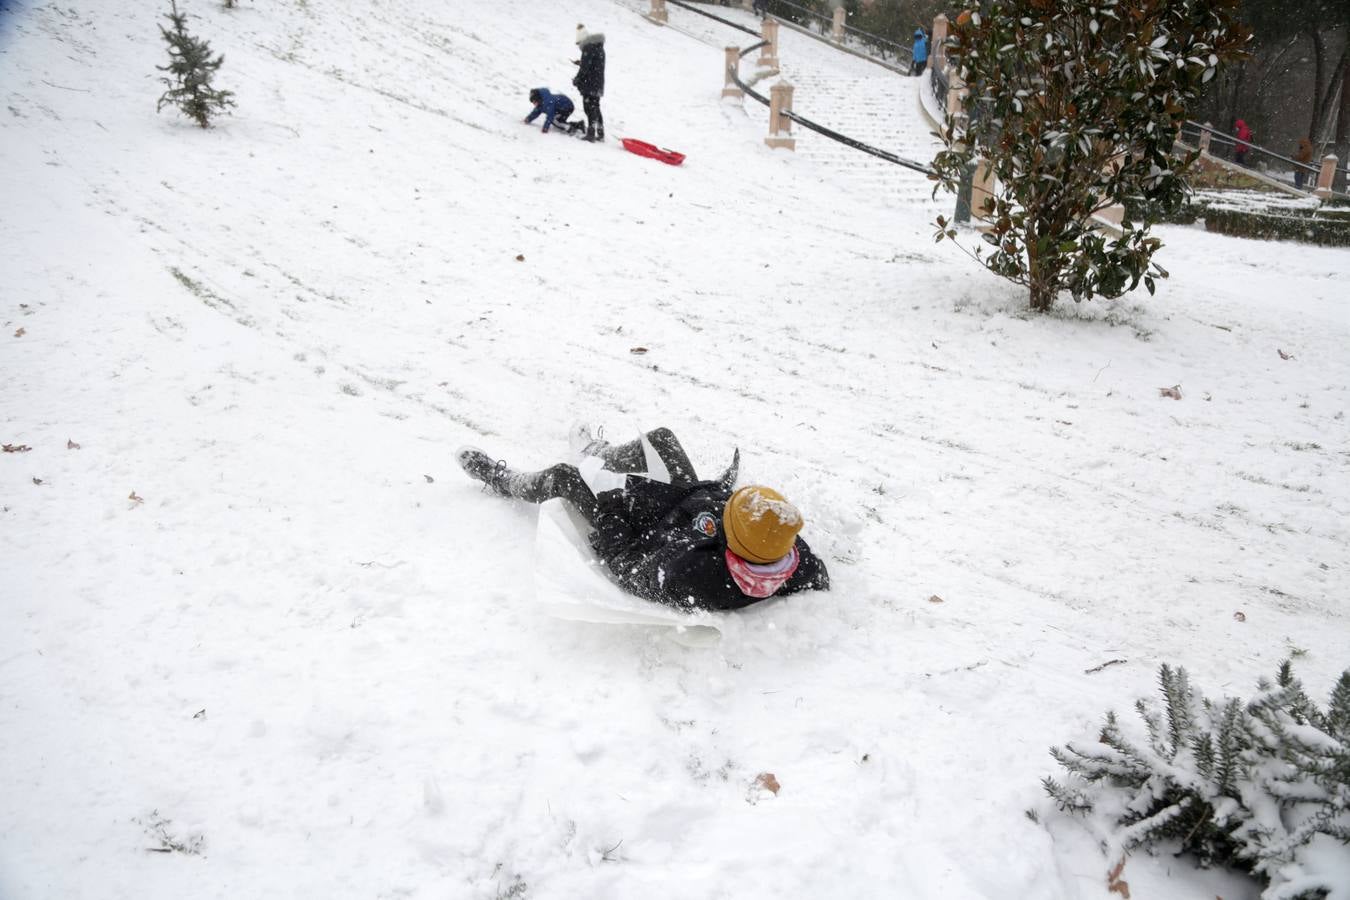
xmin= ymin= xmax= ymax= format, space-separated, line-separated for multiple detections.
xmin=725 ymin=546 xmax=800 ymax=599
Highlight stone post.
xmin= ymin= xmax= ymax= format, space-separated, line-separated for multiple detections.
xmin=647 ymin=0 xmax=667 ymax=26
xmin=723 ymin=47 xmax=743 ymax=99
xmin=931 ymin=14 xmax=948 ymax=69
xmin=1315 ymin=155 xmax=1339 ymax=199
xmin=832 ymin=7 xmax=846 ymax=42
xmin=1198 ymin=121 xmax=1212 ymax=156
xmin=765 ymin=81 xmax=796 ymax=151
xmin=758 ymin=17 xmax=780 ymax=68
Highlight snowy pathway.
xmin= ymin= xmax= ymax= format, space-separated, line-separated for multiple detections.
xmin=1 ymin=2 xmax=1347 ymax=899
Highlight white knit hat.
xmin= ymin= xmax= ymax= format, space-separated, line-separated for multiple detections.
xmin=575 ymin=23 xmax=589 ymax=45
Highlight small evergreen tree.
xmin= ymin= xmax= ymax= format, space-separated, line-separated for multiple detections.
xmin=1044 ymin=661 xmax=1350 ymax=899
xmin=930 ymin=0 xmax=1249 ymax=311
xmin=156 ymin=0 xmax=235 ymax=129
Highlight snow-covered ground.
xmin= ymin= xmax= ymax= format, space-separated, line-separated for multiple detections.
xmin=1 ymin=1 xmax=1347 ymax=898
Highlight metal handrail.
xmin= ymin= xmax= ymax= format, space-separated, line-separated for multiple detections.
xmin=666 ymin=0 xmax=760 ymax=37
xmin=1181 ymin=121 xmax=1323 ymax=175
xmin=1184 ymin=120 xmax=1349 ymax=184
xmin=769 ymin=0 xmax=914 ymax=65
xmin=728 ymin=44 xmax=934 ymax=176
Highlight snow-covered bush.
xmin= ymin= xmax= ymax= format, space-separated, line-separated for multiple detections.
xmin=1044 ymin=661 xmax=1350 ymax=899
xmin=930 ymin=0 xmax=1249 ymax=311
xmin=156 ymin=0 xmax=235 ymax=128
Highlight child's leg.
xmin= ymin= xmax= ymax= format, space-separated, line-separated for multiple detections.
xmin=594 ymin=428 xmax=699 ymax=484
xmin=458 ymin=449 xmax=600 ymax=527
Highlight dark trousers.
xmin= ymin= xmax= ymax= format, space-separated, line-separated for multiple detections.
xmin=913 ymin=60 xmax=927 ymax=76
xmin=500 ymin=428 xmax=697 ymax=529
xmin=582 ymin=94 xmax=604 ymax=137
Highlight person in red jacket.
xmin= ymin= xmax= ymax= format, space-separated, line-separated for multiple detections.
xmin=457 ymin=427 xmax=830 ymax=610
xmin=1233 ymin=118 xmax=1253 ymax=166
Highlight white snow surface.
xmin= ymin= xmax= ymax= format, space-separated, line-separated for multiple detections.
xmin=2 ymin=1 xmax=1348 ymax=898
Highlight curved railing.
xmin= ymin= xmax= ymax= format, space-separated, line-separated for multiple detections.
xmin=769 ymin=0 xmax=914 ymax=68
xmin=665 ymin=0 xmax=935 ymax=177
xmin=1177 ymin=120 xmax=1348 ymax=201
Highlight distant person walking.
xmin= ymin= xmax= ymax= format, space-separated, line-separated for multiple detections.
xmin=911 ymin=28 xmax=929 ymax=76
xmin=1233 ymin=118 xmax=1252 ymax=166
xmin=1294 ymin=137 xmax=1314 ymax=190
xmin=573 ymin=25 xmax=606 ymax=143
xmin=753 ymin=0 xmax=767 ymax=15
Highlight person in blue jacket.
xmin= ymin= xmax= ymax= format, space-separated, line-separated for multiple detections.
xmin=911 ymin=28 xmax=929 ymax=77
xmin=524 ymin=88 xmax=582 ymax=134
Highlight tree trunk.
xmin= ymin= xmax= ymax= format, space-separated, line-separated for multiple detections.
xmin=1309 ymin=30 xmax=1326 ymax=139
xmin=1338 ymin=62 xmax=1350 ymax=145
xmin=1335 ymin=62 xmax=1350 ymax=192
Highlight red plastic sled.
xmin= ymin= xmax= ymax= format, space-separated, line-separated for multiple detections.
xmin=621 ymin=138 xmax=685 ymax=166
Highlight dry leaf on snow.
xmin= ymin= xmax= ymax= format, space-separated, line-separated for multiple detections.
xmin=1158 ymin=385 xmax=1182 ymax=400
xmin=928 ymin=594 xmax=944 ymax=604
xmin=754 ymin=773 xmax=780 ymax=795
xmin=129 ymin=490 xmax=144 ymax=505
xmin=629 ymin=347 xmax=649 ymax=355
xmin=14 ymin=327 xmax=25 ymax=338
xmin=1278 ymin=349 xmax=1293 ymax=360
xmin=1233 ymin=611 xmax=1246 ymax=622
xmin=1106 ymin=857 xmax=1131 ymax=898
xmin=67 ymin=439 xmax=81 ymax=450
xmin=515 ymin=254 xmax=524 ymax=262
xmin=3 ymin=443 xmax=32 ymax=453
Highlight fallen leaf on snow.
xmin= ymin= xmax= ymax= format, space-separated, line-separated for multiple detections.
xmin=1233 ymin=611 xmax=1246 ymax=622
xmin=1107 ymin=857 xmax=1131 ymax=899
xmin=129 ymin=490 xmax=144 ymax=506
xmin=67 ymin=439 xmax=81 ymax=450
xmin=192 ymin=709 xmax=206 ymax=720
xmin=928 ymin=594 xmax=944 ymax=604
xmin=3 ymin=443 xmax=32 ymax=453
xmin=32 ymin=477 xmax=44 ymax=485
xmin=629 ymin=347 xmax=648 ymax=355
xmin=1158 ymin=384 xmax=1182 ymax=400
xmin=515 ymin=254 xmax=525 ymax=262
xmin=754 ymin=773 xmax=780 ymax=795
xmin=1277 ymin=349 xmax=1293 ymax=360
xmin=423 ymin=474 xmax=434 ymax=483
xmin=14 ymin=327 xmax=25 ymax=338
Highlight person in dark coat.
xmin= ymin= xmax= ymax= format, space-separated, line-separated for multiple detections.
xmin=524 ymin=87 xmax=582 ymax=134
xmin=457 ymin=427 xmax=830 ymax=611
xmin=1294 ymin=137 xmax=1314 ymax=190
xmin=572 ymin=25 xmax=606 ymax=142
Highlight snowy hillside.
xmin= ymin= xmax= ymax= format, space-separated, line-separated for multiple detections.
xmin=1 ymin=1 xmax=1348 ymax=898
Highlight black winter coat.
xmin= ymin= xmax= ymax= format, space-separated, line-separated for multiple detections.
xmin=573 ymin=34 xmax=606 ymax=97
xmin=590 ymin=476 xmax=830 ymax=611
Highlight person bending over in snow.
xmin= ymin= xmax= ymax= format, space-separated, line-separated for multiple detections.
xmin=457 ymin=427 xmax=829 ymax=611
xmin=524 ymin=87 xmax=583 ymax=134
xmin=572 ymin=25 xmax=605 ymax=142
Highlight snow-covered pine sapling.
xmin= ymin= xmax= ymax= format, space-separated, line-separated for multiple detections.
xmin=930 ymin=0 xmax=1249 ymax=311
xmin=156 ymin=0 xmax=235 ymax=128
xmin=1043 ymin=660 xmax=1350 ymax=900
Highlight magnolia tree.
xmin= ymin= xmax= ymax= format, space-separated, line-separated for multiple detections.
xmin=931 ymin=0 xmax=1249 ymax=311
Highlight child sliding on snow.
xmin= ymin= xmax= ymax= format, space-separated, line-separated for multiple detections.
xmin=457 ymin=427 xmax=830 ymax=611
xmin=524 ymin=87 xmax=583 ymax=134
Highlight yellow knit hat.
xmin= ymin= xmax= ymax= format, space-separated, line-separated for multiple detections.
xmin=723 ymin=486 xmax=803 ymax=564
